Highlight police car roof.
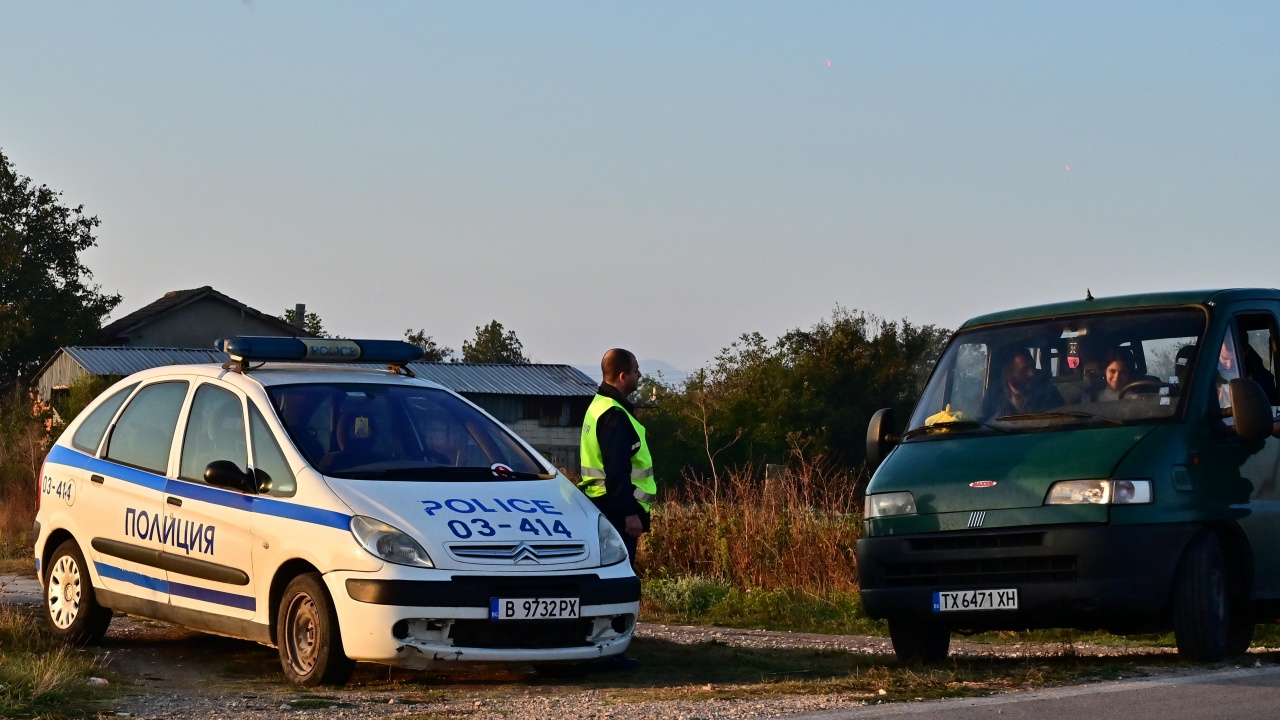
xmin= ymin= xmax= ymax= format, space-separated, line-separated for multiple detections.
xmin=118 ymin=362 xmax=449 ymax=391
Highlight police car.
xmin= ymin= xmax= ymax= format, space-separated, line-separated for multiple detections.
xmin=34 ymin=337 xmax=639 ymax=685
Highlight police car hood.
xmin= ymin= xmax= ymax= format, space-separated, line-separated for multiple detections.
xmin=323 ymin=475 xmax=606 ymax=571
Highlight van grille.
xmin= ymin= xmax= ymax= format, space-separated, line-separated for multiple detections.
xmin=884 ymin=556 xmax=1076 ymax=588
xmin=907 ymin=532 xmax=1045 ymax=552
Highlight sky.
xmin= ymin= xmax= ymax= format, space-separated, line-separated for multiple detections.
xmin=3 ymin=2 xmax=1278 ymax=375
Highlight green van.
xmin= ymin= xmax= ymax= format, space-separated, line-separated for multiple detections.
xmin=857 ymin=289 xmax=1280 ymax=662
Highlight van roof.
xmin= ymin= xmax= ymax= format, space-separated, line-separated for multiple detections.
xmin=960 ymin=288 xmax=1280 ymax=330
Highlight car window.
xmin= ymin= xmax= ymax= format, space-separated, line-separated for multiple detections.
xmin=180 ymin=384 xmax=248 ymax=482
xmin=268 ymin=383 xmax=546 ymax=479
xmin=105 ymin=381 xmax=190 ymax=474
xmin=250 ymin=404 xmax=296 ymax=497
xmin=71 ymin=383 xmax=138 ymax=455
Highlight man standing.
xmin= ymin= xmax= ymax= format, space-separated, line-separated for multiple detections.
xmin=578 ymin=348 xmax=655 ymax=569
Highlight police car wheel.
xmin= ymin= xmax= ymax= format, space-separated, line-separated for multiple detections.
xmin=43 ymin=540 xmax=112 ymax=645
xmin=277 ymin=573 xmax=354 ymax=686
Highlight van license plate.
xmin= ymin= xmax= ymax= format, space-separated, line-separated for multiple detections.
xmin=932 ymin=589 xmax=1018 ymax=612
xmin=490 ymin=598 xmax=580 ymax=620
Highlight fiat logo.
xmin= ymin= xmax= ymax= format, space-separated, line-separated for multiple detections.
xmin=969 ymin=480 xmax=998 ymax=488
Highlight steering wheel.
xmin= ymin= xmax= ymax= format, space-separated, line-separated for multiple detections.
xmin=1117 ymin=379 xmax=1173 ymax=398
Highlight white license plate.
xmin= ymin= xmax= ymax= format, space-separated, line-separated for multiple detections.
xmin=932 ymin=589 xmax=1018 ymax=612
xmin=489 ymin=597 xmax=580 ymax=620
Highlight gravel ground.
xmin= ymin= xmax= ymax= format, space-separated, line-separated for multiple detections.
xmin=0 ymin=574 xmax=1251 ymax=719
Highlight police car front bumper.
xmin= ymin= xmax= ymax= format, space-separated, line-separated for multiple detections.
xmin=326 ymin=569 xmax=640 ymax=667
xmin=857 ymin=523 xmax=1201 ymax=633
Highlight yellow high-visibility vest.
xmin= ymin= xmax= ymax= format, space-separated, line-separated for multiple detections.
xmin=578 ymin=394 xmax=656 ymax=512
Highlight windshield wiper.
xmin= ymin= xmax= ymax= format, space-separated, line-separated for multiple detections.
xmin=902 ymin=420 xmax=1007 ymax=439
xmin=995 ymin=411 xmax=1125 ymax=427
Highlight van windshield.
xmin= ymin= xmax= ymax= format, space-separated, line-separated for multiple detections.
xmin=907 ymin=308 xmax=1208 ymax=437
xmin=267 ymin=383 xmax=549 ymax=480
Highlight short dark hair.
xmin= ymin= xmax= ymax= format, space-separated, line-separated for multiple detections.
xmin=601 ymin=348 xmax=637 ymax=382
xmin=1103 ymin=347 xmax=1135 ymax=370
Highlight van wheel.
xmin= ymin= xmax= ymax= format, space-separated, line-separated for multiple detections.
xmin=277 ymin=573 xmax=355 ymax=686
xmin=888 ymin=619 xmax=950 ymax=663
xmin=1172 ymin=532 xmax=1229 ymax=662
xmin=43 ymin=539 xmax=112 ymax=645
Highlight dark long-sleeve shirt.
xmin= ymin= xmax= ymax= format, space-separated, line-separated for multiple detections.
xmin=592 ymin=382 xmax=649 ymax=524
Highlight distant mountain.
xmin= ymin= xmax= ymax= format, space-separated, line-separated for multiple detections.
xmin=572 ymin=358 xmax=688 ymax=385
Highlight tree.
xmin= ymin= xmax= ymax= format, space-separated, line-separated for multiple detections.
xmin=279 ymin=308 xmax=329 ymax=338
xmin=404 ymin=328 xmax=453 ymax=362
xmin=460 ymin=320 xmax=529 ymax=364
xmin=0 ymin=150 xmax=121 ymax=385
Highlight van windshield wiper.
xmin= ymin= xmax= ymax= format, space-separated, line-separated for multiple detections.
xmin=902 ymin=420 xmax=1007 ymax=439
xmin=995 ymin=411 xmax=1125 ymax=427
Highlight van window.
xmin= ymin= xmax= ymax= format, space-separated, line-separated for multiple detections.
xmin=105 ymin=382 xmax=190 ymax=474
xmin=908 ymin=308 xmax=1206 ymax=436
xmin=250 ymin=405 xmax=296 ymax=497
xmin=71 ymin=383 xmax=138 ymax=455
xmin=180 ymin=385 xmax=248 ymax=482
xmin=1236 ymin=314 xmax=1280 ymax=406
xmin=267 ymin=383 xmax=546 ymax=480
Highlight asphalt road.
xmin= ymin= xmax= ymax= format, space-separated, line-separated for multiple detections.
xmin=788 ymin=665 xmax=1280 ymax=720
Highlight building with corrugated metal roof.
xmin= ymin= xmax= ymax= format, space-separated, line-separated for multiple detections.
xmin=96 ymin=286 xmax=310 ymax=347
xmin=31 ymin=347 xmax=598 ymax=473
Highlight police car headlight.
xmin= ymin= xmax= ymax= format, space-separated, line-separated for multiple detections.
xmin=598 ymin=515 xmax=629 ymax=566
xmin=1044 ymin=479 xmax=1152 ymax=505
xmin=350 ymin=516 xmax=434 ymax=568
xmin=864 ymin=491 xmax=917 ymax=518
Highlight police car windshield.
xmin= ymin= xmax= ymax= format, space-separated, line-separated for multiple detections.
xmin=907 ymin=308 xmax=1208 ymax=436
xmin=267 ymin=383 xmax=548 ymax=480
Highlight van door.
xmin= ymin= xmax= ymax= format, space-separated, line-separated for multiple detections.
xmin=165 ymin=381 xmax=258 ymax=621
xmin=91 ymin=380 xmax=190 ymax=606
xmin=1228 ymin=312 xmax=1280 ymax=597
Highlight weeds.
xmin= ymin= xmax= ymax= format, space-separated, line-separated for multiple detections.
xmin=0 ymin=604 xmax=113 ymax=718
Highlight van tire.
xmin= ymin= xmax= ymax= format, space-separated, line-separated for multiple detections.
xmin=1171 ymin=532 xmax=1229 ymax=662
xmin=43 ymin=539 xmax=112 ymax=645
xmin=888 ymin=619 xmax=950 ymax=663
xmin=1226 ymin=620 xmax=1254 ymax=657
xmin=277 ymin=573 xmax=355 ymax=686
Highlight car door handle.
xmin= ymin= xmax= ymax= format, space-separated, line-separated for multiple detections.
xmin=166 ymin=497 xmax=182 ymax=507
xmin=90 ymin=474 xmax=105 ymax=484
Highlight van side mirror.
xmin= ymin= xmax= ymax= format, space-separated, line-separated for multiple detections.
xmin=1229 ymin=378 xmax=1275 ymax=443
xmin=204 ymin=460 xmax=257 ymax=493
xmin=866 ymin=408 xmax=899 ymax=468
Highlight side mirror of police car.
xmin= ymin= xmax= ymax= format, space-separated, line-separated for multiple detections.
xmin=866 ymin=407 xmax=898 ymax=469
xmin=1229 ymin=378 xmax=1275 ymax=444
xmin=204 ymin=460 xmax=257 ymax=494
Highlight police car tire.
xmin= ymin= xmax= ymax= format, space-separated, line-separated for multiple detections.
xmin=1172 ymin=532 xmax=1229 ymax=662
xmin=43 ymin=540 xmax=112 ymax=645
xmin=887 ymin=619 xmax=950 ymax=663
xmin=276 ymin=573 xmax=355 ymax=686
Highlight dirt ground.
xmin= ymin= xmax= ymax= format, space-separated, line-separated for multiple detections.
xmin=4 ymin=572 xmax=1269 ymax=720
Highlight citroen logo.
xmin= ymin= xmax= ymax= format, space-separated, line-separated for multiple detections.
xmin=511 ymin=542 xmax=541 ymax=564
xmin=967 ymin=511 xmax=986 ymax=529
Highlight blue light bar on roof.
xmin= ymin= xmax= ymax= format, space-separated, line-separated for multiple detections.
xmin=214 ymin=337 xmax=425 ymax=365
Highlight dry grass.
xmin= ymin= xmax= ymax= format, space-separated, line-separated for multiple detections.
xmin=641 ymin=458 xmax=863 ymax=594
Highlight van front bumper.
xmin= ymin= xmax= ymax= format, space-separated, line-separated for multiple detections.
xmin=326 ymin=570 xmax=640 ymax=667
xmin=856 ymin=523 xmax=1201 ymax=632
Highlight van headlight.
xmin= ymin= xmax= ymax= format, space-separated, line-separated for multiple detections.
xmin=350 ymin=516 xmax=434 ymax=568
xmin=865 ymin=492 xmax=917 ymax=518
xmin=1044 ymin=479 xmax=1152 ymax=505
xmin=598 ymin=515 xmax=629 ymax=566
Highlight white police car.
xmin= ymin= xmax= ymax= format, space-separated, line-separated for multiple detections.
xmin=34 ymin=337 xmax=638 ymax=686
